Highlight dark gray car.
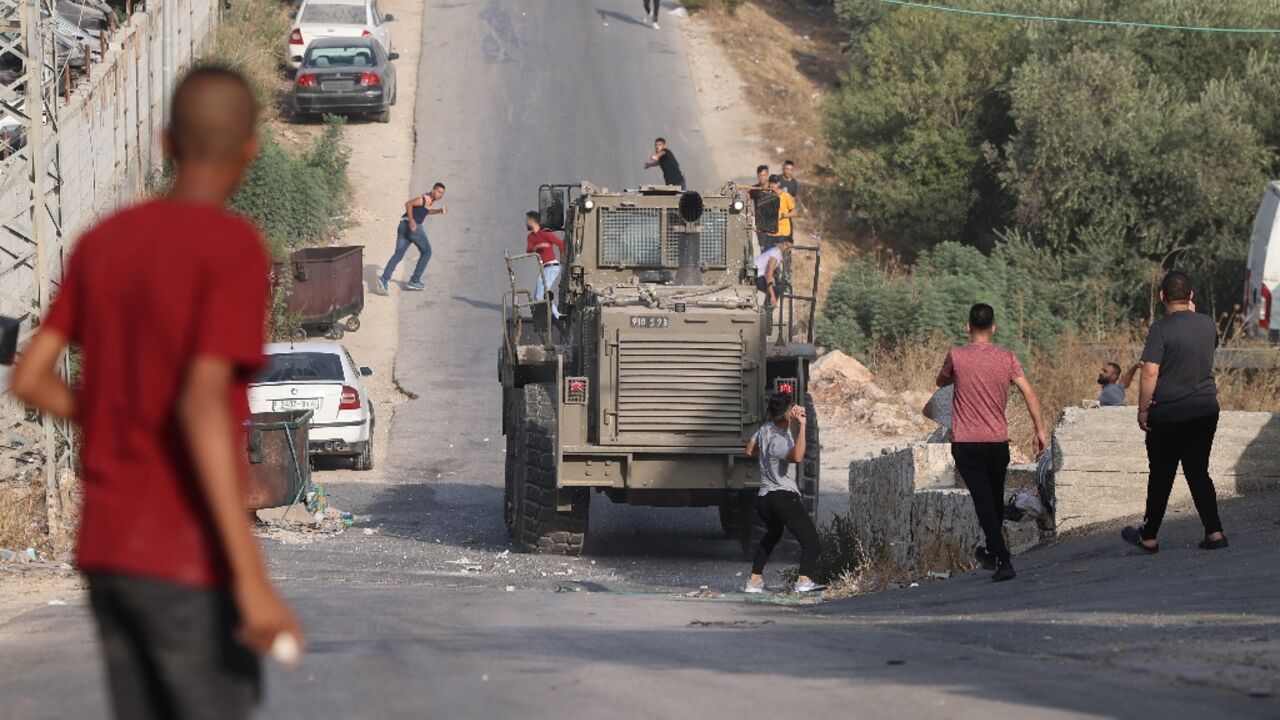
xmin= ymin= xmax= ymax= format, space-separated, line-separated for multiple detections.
xmin=293 ymin=36 xmax=398 ymax=123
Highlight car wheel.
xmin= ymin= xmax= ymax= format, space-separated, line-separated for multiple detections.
xmin=345 ymin=315 xmax=362 ymax=332
xmin=377 ymin=106 xmax=390 ymax=124
xmin=325 ymin=324 xmax=345 ymax=340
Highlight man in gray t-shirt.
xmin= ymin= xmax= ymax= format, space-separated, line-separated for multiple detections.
xmin=752 ymin=422 xmax=799 ymax=496
xmin=1097 ymin=361 xmax=1140 ymax=406
xmin=743 ymin=392 xmax=823 ymax=594
xmin=1123 ymin=271 xmax=1228 ymax=554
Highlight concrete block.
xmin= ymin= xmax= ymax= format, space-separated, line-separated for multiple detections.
xmin=1050 ymin=406 xmax=1280 ymax=532
xmin=849 ymin=443 xmax=1046 ymax=573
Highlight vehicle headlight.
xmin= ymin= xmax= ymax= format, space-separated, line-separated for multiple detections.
xmin=582 ymin=197 xmax=596 ymax=211
xmin=731 ymin=199 xmax=745 ymax=212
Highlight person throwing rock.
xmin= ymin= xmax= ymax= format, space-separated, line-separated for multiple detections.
xmin=744 ymin=391 xmax=824 ymax=595
xmin=377 ymin=182 xmax=447 ymax=293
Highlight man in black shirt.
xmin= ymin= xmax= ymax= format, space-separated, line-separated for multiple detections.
xmin=644 ymin=137 xmax=685 ymax=189
xmin=1123 ymin=271 xmax=1228 ymax=553
xmin=779 ymin=160 xmax=799 ymax=200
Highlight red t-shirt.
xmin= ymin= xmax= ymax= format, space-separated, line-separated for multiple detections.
xmin=44 ymin=199 xmax=270 ymax=588
xmin=938 ymin=343 xmax=1024 ymax=443
xmin=526 ymin=229 xmax=564 ymax=264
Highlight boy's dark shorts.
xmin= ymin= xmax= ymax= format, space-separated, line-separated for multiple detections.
xmin=87 ymin=572 xmax=261 ymax=720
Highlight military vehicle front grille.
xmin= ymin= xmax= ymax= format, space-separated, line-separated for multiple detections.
xmin=664 ymin=209 xmax=728 ymax=268
xmin=617 ymin=338 xmax=743 ymax=435
xmin=601 ymin=207 xmax=662 ymax=266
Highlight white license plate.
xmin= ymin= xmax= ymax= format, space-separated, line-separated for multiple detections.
xmin=273 ymin=398 xmax=321 ymax=412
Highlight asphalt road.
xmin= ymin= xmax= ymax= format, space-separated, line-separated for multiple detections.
xmin=1 ymin=1 xmax=1277 ymax=718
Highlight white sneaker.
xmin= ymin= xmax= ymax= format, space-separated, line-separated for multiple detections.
xmin=652 ymin=21 xmax=660 ymax=30
xmin=794 ymin=579 xmax=826 ymax=593
xmin=743 ymin=577 xmax=765 ymax=594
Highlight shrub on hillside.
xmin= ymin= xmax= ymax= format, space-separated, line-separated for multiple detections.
xmin=816 ymin=242 xmax=1063 ymax=360
xmin=230 ymin=116 xmax=350 ymax=258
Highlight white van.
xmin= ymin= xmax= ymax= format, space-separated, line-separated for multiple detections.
xmin=1243 ymin=181 xmax=1280 ymax=341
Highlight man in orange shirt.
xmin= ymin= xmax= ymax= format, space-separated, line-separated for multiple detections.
xmin=767 ymin=174 xmax=796 ymax=248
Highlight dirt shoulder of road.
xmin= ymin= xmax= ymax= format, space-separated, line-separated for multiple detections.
xmin=314 ymin=0 xmax=421 ymax=479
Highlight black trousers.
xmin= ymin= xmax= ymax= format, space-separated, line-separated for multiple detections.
xmin=643 ymin=0 xmax=661 ymax=20
xmin=1142 ymin=412 xmax=1223 ymax=540
xmin=752 ymin=490 xmax=820 ymax=577
xmin=88 ymin=572 xmax=261 ymax=720
xmin=952 ymin=442 xmax=1011 ymax=562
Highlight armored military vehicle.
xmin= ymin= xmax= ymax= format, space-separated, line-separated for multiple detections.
xmin=499 ymin=182 xmax=820 ymax=555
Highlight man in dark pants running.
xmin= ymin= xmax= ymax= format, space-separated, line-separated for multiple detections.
xmin=937 ymin=303 xmax=1047 ymax=582
xmin=744 ymin=391 xmax=824 ymax=594
xmin=377 ymin=182 xmax=447 ymax=293
xmin=1123 ymin=271 xmax=1229 ymax=553
xmin=644 ymin=137 xmax=685 ymax=189
xmin=642 ymin=0 xmax=662 ymax=29
xmin=12 ymin=67 xmax=303 ymax=720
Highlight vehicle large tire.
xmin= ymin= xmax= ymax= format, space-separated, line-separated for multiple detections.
xmin=744 ymin=393 xmax=821 ymax=560
xmin=512 ymin=382 xmax=588 ymax=555
xmin=502 ymin=387 xmax=516 ymax=537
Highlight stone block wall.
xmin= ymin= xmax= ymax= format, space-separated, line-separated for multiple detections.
xmin=1051 ymin=406 xmax=1280 ymax=533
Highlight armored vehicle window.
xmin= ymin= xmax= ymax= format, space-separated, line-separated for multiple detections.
xmin=601 ymin=207 xmax=663 ymax=266
xmin=665 ymin=208 xmax=728 ymax=268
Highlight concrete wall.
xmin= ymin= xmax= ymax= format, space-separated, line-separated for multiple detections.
xmin=1051 ymin=406 xmax=1280 ymax=533
xmin=0 ymin=1 xmax=217 ymax=439
xmin=848 ymin=444 xmax=1042 ymax=572
xmin=0 ymin=1 xmax=218 ymax=326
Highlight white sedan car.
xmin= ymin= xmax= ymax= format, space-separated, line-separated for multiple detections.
xmin=287 ymin=0 xmax=394 ymax=70
xmin=249 ymin=342 xmax=375 ymax=470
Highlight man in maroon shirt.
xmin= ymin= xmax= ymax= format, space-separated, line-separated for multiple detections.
xmin=937 ymin=303 xmax=1047 ymax=582
xmin=526 ymin=210 xmax=565 ymax=319
xmin=12 ymin=68 xmax=302 ymax=719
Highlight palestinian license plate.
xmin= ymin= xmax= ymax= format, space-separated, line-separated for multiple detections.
xmin=273 ymin=398 xmax=321 ymax=412
xmin=629 ymin=316 xmax=669 ymax=329
xmin=322 ymin=81 xmax=354 ymax=92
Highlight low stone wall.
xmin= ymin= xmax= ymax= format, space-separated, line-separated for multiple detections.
xmin=848 ymin=443 xmax=1043 ymax=572
xmin=1051 ymin=407 xmax=1280 ymax=533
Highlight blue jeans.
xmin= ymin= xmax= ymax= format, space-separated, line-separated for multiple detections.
xmin=381 ymin=219 xmax=432 ymax=285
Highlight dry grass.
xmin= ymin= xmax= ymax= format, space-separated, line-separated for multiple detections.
xmin=203 ymin=1 xmax=293 ymax=121
xmin=862 ymin=327 xmax=1280 ymax=460
xmin=0 ymin=483 xmax=47 ymax=553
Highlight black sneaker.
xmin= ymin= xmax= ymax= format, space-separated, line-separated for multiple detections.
xmin=1198 ymin=535 xmax=1229 ymax=550
xmin=1121 ymin=525 xmax=1159 ymax=554
xmin=974 ymin=546 xmax=997 ymax=571
xmin=992 ymin=560 xmax=1016 ymax=582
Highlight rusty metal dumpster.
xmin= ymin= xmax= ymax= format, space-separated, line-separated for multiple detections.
xmin=245 ymin=410 xmax=312 ymax=510
xmin=273 ymin=246 xmax=365 ymax=341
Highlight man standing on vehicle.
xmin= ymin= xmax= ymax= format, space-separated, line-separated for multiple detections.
xmin=525 ymin=211 xmax=565 ymax=319
xmin=1123 ymin=271 xmax=1229 ymax=554
xmin=377 ymin=182 xmax=447 ymax=293
xmin=755 ymin=236 xmax=793 ymax=308
xmin=644 ymin=137 xmax=685 ymax=189
xmin=11 ymin=67 xmax=303 ymax=720
xmin=768 ymin=174 xmax=796 ymax=248
xmin=936 ymin=303 xmax=1047 ymax=582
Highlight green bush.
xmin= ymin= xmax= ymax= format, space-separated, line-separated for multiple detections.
xmin=231 ymin=116 xmax=351 ymax=259
xmin=825 ymin=0 xmax=1280 ymax=322
xmin=816 ymin=242 xmax=1064 ymax=360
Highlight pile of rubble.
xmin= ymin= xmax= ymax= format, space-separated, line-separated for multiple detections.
xmin=808 ymin=351 xmax=936 ymax=438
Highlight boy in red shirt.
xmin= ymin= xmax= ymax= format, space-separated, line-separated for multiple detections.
xmin=525 ymin=210 xmax=565 ymax=319
xmin=12 ymin=68 xmax=302 ymax=719
xmin=936 ymin=303 xmax=1047 ymax=582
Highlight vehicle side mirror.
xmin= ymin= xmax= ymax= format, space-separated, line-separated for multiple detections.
xmin=388 ymin=52 xmax=400 ymax=60
xmin=384 ymin=13 xmax=395 ymax=21
xmin=360 ymin=367 xmax=374 ymax=377
xmin=538 ymin=185 xmax=566 ymax=231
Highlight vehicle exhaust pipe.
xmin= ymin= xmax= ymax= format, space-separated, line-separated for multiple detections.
xmin=675 ymin=192 xmax=704 ymax=286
